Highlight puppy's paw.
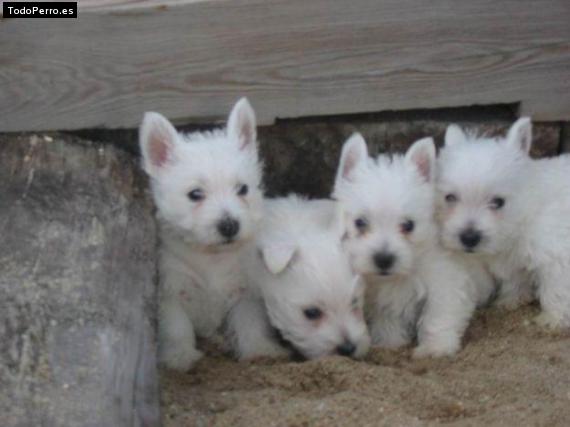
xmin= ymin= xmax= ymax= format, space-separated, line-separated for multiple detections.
xmin=533 ymin=312 xmax=565 ymax=330
xmin=412 ymin=343 xmax=458 ymax=359
xmin=371 ymin=339 xmax=408 ymax=350
xmin=239 ymin=341 xmax=289 ymax=361
xmin=370 ymin=326 xmax=410 ymax=349
xmin=496 ymin=291 xmax=535 ymax=311
xmin=494 ymin=295 xmax=524 ymax=311
xmin=160 ymin=344 xmax=203 ymax=371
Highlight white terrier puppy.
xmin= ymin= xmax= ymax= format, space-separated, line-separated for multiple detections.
xmin=139 ymin=98 xmax=263 ymax=370
xmin=333 ymin=134 xmax=494 ymax=357
xmin=227 ymin=196 xmax=371 ymax=360
xmin=438 ymin=118 xmax=570 ymax=328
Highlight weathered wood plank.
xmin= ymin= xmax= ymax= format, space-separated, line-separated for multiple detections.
xmin=0 ymin=0 xmax=569 ymax=131
xmin=78 ymin=0 xmax=208 ymax=11
xmin=0 ymin=135 xmax=160 ymax=426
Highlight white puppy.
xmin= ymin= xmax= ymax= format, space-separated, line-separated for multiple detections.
xmin=438 ymin=118 xmax=570 ymax=328
xmin=139 ymin=98 xmax=263 ymax=370
xmin=227 ymin=196 xmax=371 ymax=361
xmin=333 ymin=134 xmax=494 ymax=358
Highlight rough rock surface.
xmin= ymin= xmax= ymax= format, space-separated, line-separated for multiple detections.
xmin=0 ymin=135 xmax=159 ymax=426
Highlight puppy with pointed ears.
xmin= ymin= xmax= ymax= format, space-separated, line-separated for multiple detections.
xmin=438 ymin=118 xmax=570 ymax=328
xmin=226 ymin=195 xmax=371 ymax=361
xmin=333 ymin=135 xmax=494 ymax=357
xmin=139 ymin=98 xmax=264 ymax=370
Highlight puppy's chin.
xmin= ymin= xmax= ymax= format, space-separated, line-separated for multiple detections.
xmin=206 ymin=238 xmax=248 ymax=253
xmin=289 ymin=340 xmax=337 ymax=361
xmin=299 ymin=348 xmax=330 ymax=361
xmin=458 ymin=242 xmax=493 ymax=257
xmin=365 ymin=269 xmax=407 ymax=281
xmin=443 ymin=242 xmax=473 ymax=256
xmin=353 ymin=344 xmax=370 ymax=359
xmin=304 ymin=345 xmax=366 ymax=360
xmin=180 ymin=234 xmax=249 ymax=253
xmin=442 ymin=239 xmax=477 ymax=254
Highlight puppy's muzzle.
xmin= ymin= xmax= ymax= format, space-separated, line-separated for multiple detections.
xmin=373 ymin=251 xmax=396 ymax=275
xmin=336 ymin=340 xmax=356 ymax=357
xmin=459 ymin=228 xmax=482 ymax=251
xmin=217 ymin=217 xmax=240 ymax=240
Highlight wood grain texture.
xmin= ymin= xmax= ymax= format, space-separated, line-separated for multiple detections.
xmin=0 ymin=0 xmax=569 ymax=132
xmin=0 ymin=135 xmax=160 ymax=426
xmin=78 ymin=0 xmax=209 ymax=11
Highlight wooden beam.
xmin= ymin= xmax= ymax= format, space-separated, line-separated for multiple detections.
xmin=0 ymin=0 xmax=569 ymax=131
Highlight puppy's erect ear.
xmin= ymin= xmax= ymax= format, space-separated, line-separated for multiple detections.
xmin=336 ymin=133 xmax=368 ymax=184
xmin=139 ymin=112 xmax=179 ymax=176
xmin=260 ymin=243 xmax=296 ymax=275
xmin=506 ymin=117 xmax=532 ymax=155
xmin=227 ymin=97 xmax=257 ymax=150
xmin=444 ymin=124 xmax=467 ymax=148
xmin=405 ymin=137 xmax=436 ymax=183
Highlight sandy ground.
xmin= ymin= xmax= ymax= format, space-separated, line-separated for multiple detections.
xmin=161 ymin=305 xmax=570 ymax=426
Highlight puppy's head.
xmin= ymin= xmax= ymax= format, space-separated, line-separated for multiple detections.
xmin=437 ymin=118 xmax=532 ymax=256
xmin=333 ymin=134 xmax=437 ymax=279
xmin=258 ymin=217 xmax=370 ymax=360
xmin=139 ymin=98 xmax=263 ymax=248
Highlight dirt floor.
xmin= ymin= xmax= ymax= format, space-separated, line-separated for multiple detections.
xmin=161 ymin=305 xmax=570 ymax=426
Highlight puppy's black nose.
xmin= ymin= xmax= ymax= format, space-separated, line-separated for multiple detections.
xmin=460 ymin=228 xmax=482 ymax=249
xmin=336 ymin=341 xmax=356 ymax=357
xmin=217 ymin=217 xmax=240 ymax=239
xmin=373 ymin=251 xmax=395 ymax=272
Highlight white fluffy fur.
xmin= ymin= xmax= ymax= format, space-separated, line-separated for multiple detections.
xmin=438 ymin=118 xmax=570 ymax=328
xmin=227 ymin=196 xmax=371 ymax=360
xmin=333 ymin=134 xmax=494 ymax=357
xmin=140 ymin=98 xmax=264 ymax=370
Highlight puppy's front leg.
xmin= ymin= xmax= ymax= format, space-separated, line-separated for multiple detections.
xmin=495 ymin=269 xmax=534 ymax=310
xmin=414 ymin=269 xmax=475 ymax=358
xmin=158 ymin=296 xmax=203 ymax=371
xmin=535 ymin=264 xmax=570 ymax=329
xmin=226 ymin=294 xmax=288 ymax=360
xmin=368 ymin=304 xmax=412 ymax=349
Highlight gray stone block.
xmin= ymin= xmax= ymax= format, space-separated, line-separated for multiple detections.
xmin=0 ymin=135 xmax=160 ymax=427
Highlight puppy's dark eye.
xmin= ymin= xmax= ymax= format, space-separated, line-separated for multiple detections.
xmin=445 ymin=193 xmax=458 ymax=203
xmin=237 ymin=184 xmax=249 ymax=196
xmin=400 ymin=219 xmax=415 ymax=234
xmin=303 ymin=307 xmax=323 ymax=321
xmin=490 ymin=197 xmax=505 ymax=210
xmin=351 ymin=296 xmax=359 ymax=308
xmin=187 ymin=189 xmax=205 ymax=202
xmin=354 ymin=217 xmax=368 ymax=232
